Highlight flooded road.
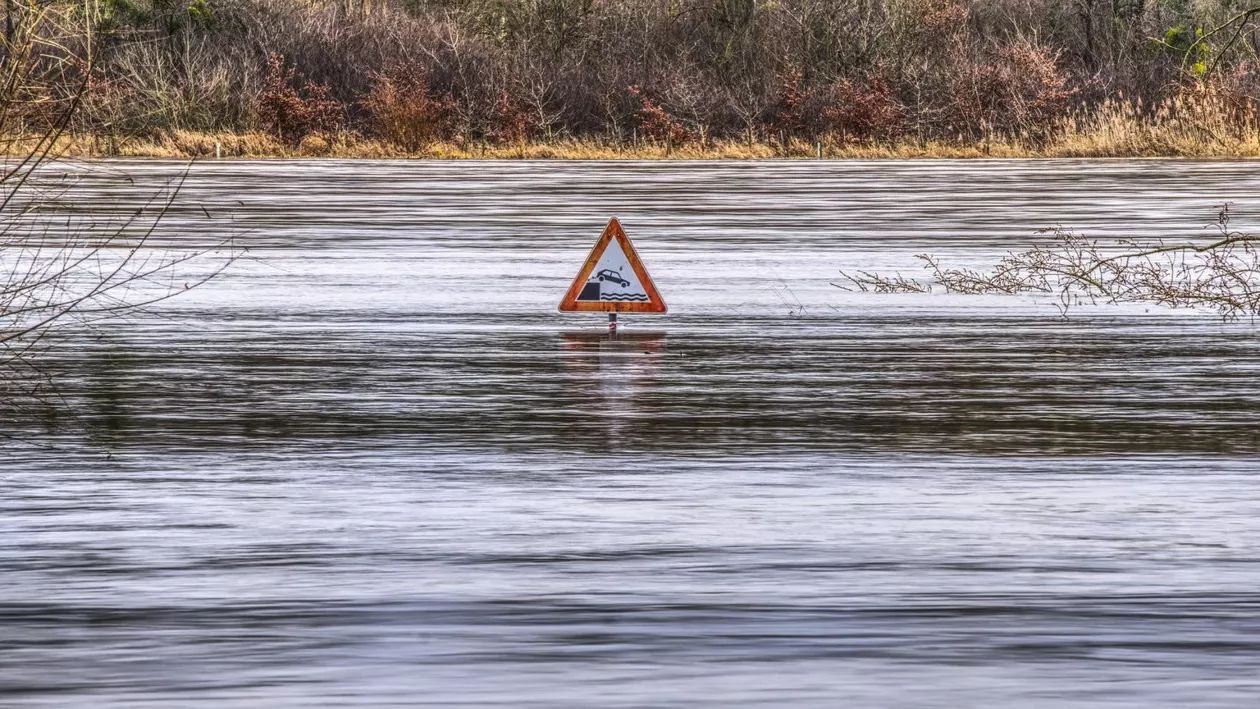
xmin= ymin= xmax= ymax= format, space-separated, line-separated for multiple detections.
xmin=4 ymin=160 xmax=1260 ymax=707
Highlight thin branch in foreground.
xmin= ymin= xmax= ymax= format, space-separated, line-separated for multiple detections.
xmin=0 ymin=6 xmax=243 ymax=452
xmin=835 ymin=270 xmax=931 ymax=293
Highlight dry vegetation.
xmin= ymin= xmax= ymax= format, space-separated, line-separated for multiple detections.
xmin=1 ymin=0 xmax=1258 ymax=158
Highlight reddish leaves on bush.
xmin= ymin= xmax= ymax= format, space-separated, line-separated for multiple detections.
xmin=491 ymin=89 xmax=530 ymax=144
xmin=825 ymin=76 xmax=904 ymax=143
xmin=256 ymin=53 xmax=344 ymax=144
xmin=769 ymin=67 xmax=814 ymax=137
xmin=361 ymin=67 xmax=455 ymax=151
xmin=628 ymin=85 xmax=688 ymax=144
xmin=919 ymin=0 xmax=969 ymax=32
xmin=950 ymin=41 xmax=1075 ymax=142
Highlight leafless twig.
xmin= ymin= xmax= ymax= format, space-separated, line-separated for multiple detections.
xmin=841 ymin=205 xmax=1260 ymax=321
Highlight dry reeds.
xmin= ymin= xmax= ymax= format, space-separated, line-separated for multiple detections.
xmin=1053 ymin=91 xmax=1260 ymax=158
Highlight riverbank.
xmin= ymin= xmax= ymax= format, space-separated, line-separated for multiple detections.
xmin=8 ymin=0 xmax=1260 ymax=164
xmin=40 ymin=127 xmax=1260 ymax=160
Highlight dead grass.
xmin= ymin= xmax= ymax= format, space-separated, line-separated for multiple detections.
xmin=0 ymin=133 xmax=1109 ymax=160
xmin=1047 ymin=95 xmax=1260 ymax=158
xmin=17 ymin=97 xmax=1260 ymax=159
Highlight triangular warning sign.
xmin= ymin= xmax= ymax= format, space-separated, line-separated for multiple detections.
xmin=559 ymin=218 xmax=667 ymax=313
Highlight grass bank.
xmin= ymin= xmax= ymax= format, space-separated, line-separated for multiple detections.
xmin=45 ymin=101 xmax=1260 ymax=161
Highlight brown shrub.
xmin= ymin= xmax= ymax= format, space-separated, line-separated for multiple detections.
xmin=768 ymin=67 xmax=814 ymax=138
xmin=949 ymin=40 xmax=1075 ymax=143
xmin=919 ymin=0 xmax=969 ymax=32
xmin=629 ymin=85 xmax=688 ymax=144
xmin=256 ymin=53 xmax=344 ymax=144
xmin=825 ymin=76 xmax=905 ymax=143
xmin=490 ymin=89 xmax=530 ymax=144
xmin=361 ymin=68 xmax=456 ymax=152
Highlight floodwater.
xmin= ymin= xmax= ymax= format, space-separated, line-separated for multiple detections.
xmin=4 ymin=160 xmax=1260 ymax=707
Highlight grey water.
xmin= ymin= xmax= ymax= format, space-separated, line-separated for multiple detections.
xmin=4 ymin=160 xmax=1260 ymax=707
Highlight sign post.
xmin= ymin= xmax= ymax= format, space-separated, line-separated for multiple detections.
xmin=559 ymin=218 xmax=667 ymax=331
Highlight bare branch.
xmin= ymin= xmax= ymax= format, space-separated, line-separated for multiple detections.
xmin=842 ymin=206 xmax=1260 ymax=321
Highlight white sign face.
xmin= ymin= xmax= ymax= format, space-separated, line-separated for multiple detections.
xmin=577 ymin=237 xmax=651 ymax=304
xmin=559 ymin=217 xmax=667 ymax=313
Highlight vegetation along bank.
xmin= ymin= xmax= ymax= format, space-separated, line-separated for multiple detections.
xmin=8 ymin=0 xmax=1260 ymax=158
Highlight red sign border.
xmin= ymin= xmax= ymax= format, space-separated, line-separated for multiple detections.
xmin=558 ymin=218 xmax=667 ymax=313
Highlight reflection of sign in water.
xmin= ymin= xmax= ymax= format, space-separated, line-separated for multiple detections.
xmin=559 ymin=218 xmax=667 ymax=313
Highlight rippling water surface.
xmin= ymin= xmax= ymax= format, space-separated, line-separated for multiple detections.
xmin=5 ymin=160 xmax=1260 ymax=707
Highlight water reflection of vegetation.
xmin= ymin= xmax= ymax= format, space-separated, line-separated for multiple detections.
xmin=42 ymin=326 xmax=1260 ymax=456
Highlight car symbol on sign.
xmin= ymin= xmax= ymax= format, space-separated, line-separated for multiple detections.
xmin=596 ymin=269 xmax=630 ymax=287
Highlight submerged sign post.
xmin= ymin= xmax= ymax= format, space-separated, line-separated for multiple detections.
xmin=558 ymin=218 xmax=666 ymax=332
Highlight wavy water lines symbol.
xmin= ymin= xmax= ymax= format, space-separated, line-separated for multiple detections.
xmin=601 ymin=293 xmax=650 ymax=301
